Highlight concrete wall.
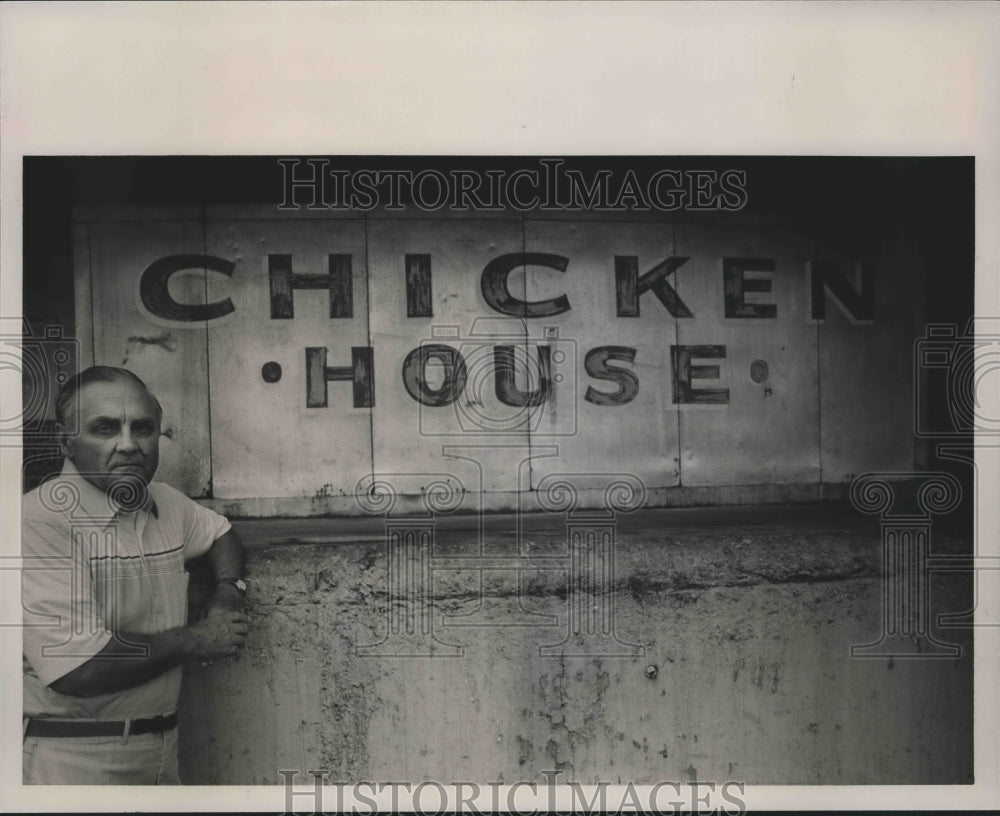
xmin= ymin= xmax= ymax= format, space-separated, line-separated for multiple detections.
xmin=178 ymin=506 xmax=973 ymax=785
xmin=72 ymin=206 xmax=920 ymax=514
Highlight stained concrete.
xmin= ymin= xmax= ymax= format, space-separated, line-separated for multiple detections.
xmin=178 ymin=503 xmax=973 ymax=785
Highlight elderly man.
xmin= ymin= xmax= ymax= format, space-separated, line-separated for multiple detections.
xmin=22 ymin=365 xmax=249 ymax=784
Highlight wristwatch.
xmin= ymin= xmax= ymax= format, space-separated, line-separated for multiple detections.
xmin=218 ymin=577 xmax=248 ymax=595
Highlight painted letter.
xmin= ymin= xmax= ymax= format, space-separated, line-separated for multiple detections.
xmin=139 ymin=254 xmax=235 ymax=323
xmin=809 ymin=259 xmax=875 ymax=323
xmin=401 ymin=344 xmax=468 ymax=406
xmin=405 ymin=254 xmax=433 ymax=317
xmin=723 ymin=257 xmax=777 ymax=319
xmin=305 ymin=346 xmax=373 ymax=408
xmin=269 ymin=254 xmax=353 ymax=319
xmin=494 ymin=345 xmax=551 ymax=407
xmin=615 ymin=256 xmax=693 ymax=318
xmin=584 ymin=346 xmax=639 ymax=406
xmin=671 ymin=345 xmax=729 ymax=404
xmin=481 ymin=253 xmax=570 ymax=317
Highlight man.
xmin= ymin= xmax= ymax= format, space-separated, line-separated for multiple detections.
xmin=22 ymin=366 xmax=250 ymax=784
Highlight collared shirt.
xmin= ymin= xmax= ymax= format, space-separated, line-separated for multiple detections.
xmin=22 ymin=460 xmax=232 ymax=720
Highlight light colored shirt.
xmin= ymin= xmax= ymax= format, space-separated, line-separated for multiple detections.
xmin=22 ymin=460 xmax=231 ymax=720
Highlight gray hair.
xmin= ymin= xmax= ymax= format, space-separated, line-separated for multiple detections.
xmin=54 ymin=366 xmax=163 ymax=428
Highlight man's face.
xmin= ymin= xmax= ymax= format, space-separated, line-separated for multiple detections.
xmin=60 ymin=378 xmax=161 ymax=493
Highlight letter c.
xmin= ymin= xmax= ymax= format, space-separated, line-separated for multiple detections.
xmin=481 ymin=253 xmax=570 ymax=317
xmin=139 ymin=254 xmax=236 ymax=322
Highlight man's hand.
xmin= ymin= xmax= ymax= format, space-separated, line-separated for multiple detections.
xmin=187 ymin=611 xmax=249 ymax=660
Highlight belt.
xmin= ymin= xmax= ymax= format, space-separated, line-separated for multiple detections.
xmin=24 ymin=713 xmax=177 ymax=739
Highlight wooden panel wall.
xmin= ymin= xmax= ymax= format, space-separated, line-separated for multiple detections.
xmin=204 ymin=217 xmax=372 ymax=500
xmin=81 ymin=216 xmax=212 ymax=496
xmin=73 ymin=208 xmax=919 ymax=509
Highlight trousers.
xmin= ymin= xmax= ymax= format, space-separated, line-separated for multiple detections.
xmin=22 ymin=727 xmax=180 ymax=785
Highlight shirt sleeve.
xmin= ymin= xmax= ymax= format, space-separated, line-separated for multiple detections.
xmin=21 ymin=518 xmax=114 ymax=686
xmin=180 ymin=496 xmax=233 ymax=561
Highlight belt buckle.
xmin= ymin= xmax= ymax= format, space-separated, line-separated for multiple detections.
xmin=121 ymin=717 xmax=131 ymax=744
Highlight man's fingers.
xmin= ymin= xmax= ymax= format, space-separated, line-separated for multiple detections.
xmin=225 ymin=626 xmax=247 ymax=642
xmin=189 ymin=609 xmax=249 ymax=660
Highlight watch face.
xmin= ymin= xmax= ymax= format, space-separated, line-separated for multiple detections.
xmin=235 ymin=579 xmax=248 ymax=593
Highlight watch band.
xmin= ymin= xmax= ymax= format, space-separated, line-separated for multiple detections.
xmin=218 ymin=578 xmax=248 ymax=594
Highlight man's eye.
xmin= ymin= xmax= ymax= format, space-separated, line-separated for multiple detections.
xmin=92 ymin=425 xmax=115 ymax=436
xmin=133 ymin=426 xmax=155 ymax=437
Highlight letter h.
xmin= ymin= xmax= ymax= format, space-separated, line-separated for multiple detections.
xmin=269 ymin=254 xmax=353 ymax=319
xmin=305 ymin=347 xmax=374 ymax=408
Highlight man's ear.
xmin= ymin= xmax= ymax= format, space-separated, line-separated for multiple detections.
xmin=57 ymin=423 xmax=74 ymax=459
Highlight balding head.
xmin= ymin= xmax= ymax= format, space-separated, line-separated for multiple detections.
xmin=55 ymin=366 xmax=162 ymax=430
xmin=55 ymin=366 xmax=163 ymax=492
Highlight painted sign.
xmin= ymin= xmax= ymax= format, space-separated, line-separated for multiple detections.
xmin=136 ymin=248 xmax=873 ymax=411
xmin=73 ymin=208 xmax=917 ymax=510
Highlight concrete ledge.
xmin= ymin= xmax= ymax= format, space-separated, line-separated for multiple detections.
xmin=180 ymin=503 xmax=973 ymax=785
xmin=202 ymin=482 xmax=852 ymax=519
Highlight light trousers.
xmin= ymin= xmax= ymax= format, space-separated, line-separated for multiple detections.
xmin=22 ymin=727 xmax=180 ymax=785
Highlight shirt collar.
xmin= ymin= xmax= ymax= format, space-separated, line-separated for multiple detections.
xmin=57 ymin=460 xmax=158 ymax=527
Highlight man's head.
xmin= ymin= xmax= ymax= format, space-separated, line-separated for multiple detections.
xmin=55 ymin=366 xmax=163 ymax=492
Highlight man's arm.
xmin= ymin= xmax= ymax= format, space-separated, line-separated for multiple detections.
xmin=203 ymin=529 xmax=246 ymax=615
xmin=48 ymin=611 xmax=249 ymax=698
xmin=51 ymin=532 xmax=249 ymax=697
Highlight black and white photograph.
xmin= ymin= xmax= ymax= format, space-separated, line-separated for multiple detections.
xmin=2 ymin=3 xmax=998 ymax=814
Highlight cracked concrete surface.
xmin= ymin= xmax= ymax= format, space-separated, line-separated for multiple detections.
xmin=178 ymin=503 xmax=973 ymax=785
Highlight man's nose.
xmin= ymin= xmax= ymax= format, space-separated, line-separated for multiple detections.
xmin=115 ymin=429 xmax=140 ymax=453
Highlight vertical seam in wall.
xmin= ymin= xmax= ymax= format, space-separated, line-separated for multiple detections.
xmin=673 ymin=218 xmax=683 ymax=488
xmin=912 ymin=221 xmax=926 ymax=473
xmin=521 ymin=212 xmax=534 ymax=491
xmin=201 ymin=206 xmax=215 ymax=498
xmin=87 ymin=227 xmax=96 ymax=366
xmin=816 ymin=289 xmax=824 ymax=485
xmin=364 ymin=214 xmax=376 ymax=488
